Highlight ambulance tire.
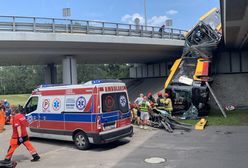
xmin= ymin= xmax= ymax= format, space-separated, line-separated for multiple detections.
xmin=73 ymin=131 xmax=90 ymax=150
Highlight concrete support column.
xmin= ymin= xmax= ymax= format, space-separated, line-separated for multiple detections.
xmin=63 ymin=56 xmax=77 ymax=84
xmin=45 ymin=64 xmax=57 ymax=84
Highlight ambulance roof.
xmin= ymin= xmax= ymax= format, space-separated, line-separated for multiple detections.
xmin=35 ymin=79 xmax=125 ymax=91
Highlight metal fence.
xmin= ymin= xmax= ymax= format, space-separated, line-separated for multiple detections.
xmin=0 ymin=16 xmax=187 ymax=40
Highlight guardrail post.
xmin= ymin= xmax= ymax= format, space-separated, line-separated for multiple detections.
xmin=116 ymin=23 xmax=119 ymax=35
xmin=128 ymin=25 xmax=131 ymax=36
xmin=140 ymin=25 xmax=143 ymax=37
xmin=52 ymin=19 xmax=55 ymax=33
xmin=171 ymin=29 xmax=173 ymax=39
xmin=161 ymin=29 xmax=164 ymax=38
xmin=102 ymin=22 xmax=105 ymax=35
xmin=151 ymin=27 xmax=154 ymax=38
xmin=70 ymin=20 xmax=73 ymax=33
xmin=33 ymin=17 xmax=36 ymax=32
xmin=86 ymin=21 xmax=89 ymax=34
xmin=13 ymin=16 xmax=16 ymax=31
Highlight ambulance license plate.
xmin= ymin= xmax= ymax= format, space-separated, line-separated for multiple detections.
xmin=104 ymin=124 xmax=116 ymax=130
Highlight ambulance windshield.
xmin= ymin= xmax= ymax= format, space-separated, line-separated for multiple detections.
xmin=102 ymin=92 xmax=129 ymax=113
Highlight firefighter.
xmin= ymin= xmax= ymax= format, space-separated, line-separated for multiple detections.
xmin=2 ymin=107 xmax=40 ymax=164
xmin=0 ymin=105 xmax=5 ymax=132
xmin=156 ymin=92 xmax=165 ymax=110
xmin=138 ymin=96 xmax=151 ymax=129
xmin=163 ymin=93 xmax=173 ymax=113
xmin=147 ymin=92 xmax=155 ymax=104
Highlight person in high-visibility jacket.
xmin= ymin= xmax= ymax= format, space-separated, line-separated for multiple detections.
xmin=0 ymin=105 xmax=5 ymax=132
xmin=2 ymin=107 xmax=40 ymax=164
xmin=163 ymin=93 xmax=173 ymax=113
xmin=138 ymin=96 xmax=151 ymax=129
xmin=156 ymin=92 xmax=165 ymax=110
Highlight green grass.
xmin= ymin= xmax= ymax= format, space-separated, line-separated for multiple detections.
xmin=0 ymin=94 xmax=30 ymax=106
xmin=179 ymin=109 xmax=248 ymax=126
xmin=0 ymin=94 xmax=248 ymax=126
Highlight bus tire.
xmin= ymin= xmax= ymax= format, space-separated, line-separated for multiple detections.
xmin=73 ymin=131 xmax=90 ymax=150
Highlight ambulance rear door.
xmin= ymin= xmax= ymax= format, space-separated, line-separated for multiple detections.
xmin=101 ymin=91 xmax=129 ymax=131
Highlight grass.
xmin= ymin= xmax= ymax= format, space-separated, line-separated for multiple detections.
xmin=179 ymin=109 xmax=248 ymax=126
xmin=0 ymin=94 xmax=248 ymax=126
xmin=0 ymin=94 xmax=30 ymax=106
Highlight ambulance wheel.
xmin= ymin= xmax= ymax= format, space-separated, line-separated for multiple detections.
xmin=73 ymin=131 xmax=90 ymax=150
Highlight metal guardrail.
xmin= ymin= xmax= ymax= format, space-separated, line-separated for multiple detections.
xmin=0 ymin=16 xmax=187 ymax=40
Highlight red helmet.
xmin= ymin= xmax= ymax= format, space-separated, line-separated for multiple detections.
xmin=164 ymin=93 xmax=169 ymax=97
xmin=147 ymin=92 xmax=152 ymax=97
xmin=130 ymin=104 xmax=137 ymax=109
xmin=150 ymin=102 xmax=155 ymax=108
xmin=157 ymin=92 xmax=162 ymax=97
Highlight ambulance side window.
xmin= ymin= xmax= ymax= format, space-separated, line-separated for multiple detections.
xmin=25 ymin=97 xmax=39 ymax=114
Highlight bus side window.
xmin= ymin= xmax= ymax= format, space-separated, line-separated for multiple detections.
xmin=25 ymin=97 xmax=39 ymax=114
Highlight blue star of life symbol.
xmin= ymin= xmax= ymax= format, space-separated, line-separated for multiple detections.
xmin=119 ymin=95 xmax=126 ymax=107
xmin=76 ymin=96 xmax=86 ymax=110
xmin=53 ymin=100 xmax=60 ymax=109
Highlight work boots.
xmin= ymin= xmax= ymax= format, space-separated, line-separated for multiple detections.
xmin=31 ymin=153 xmax=40 ymax=162
xmin=0 ymin=158 xmax=11 ymax=164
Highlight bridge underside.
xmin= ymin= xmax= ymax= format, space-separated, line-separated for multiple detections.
xmin=0 ymin=32 xmax=184 ymax=65
xmin=221 ymin=0 xmax=248 ymax=49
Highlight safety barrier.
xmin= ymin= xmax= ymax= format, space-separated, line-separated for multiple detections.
xmin=0 ymin=16 xmax=187 ymax=40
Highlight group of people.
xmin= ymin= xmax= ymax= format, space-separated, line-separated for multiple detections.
xmin=0 ymin=102 xmax=40 ymax=165
xmin=0 ymin=99 xmax=11 ymax=132
xmin=131 ymin=92 xmax=173 ymax=129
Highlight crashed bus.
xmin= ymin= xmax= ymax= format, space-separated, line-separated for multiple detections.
xmin=164 ymin=8 xmax=222 ymax=116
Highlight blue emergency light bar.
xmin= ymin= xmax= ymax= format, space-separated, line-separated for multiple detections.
xmin=91 ymin=79 xmax=122 ymax=84
xmin=38 ymin=84 xmax=70 ymax=88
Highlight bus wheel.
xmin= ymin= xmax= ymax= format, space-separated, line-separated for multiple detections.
xmin=73 ymin=131 xmax=90 ymax=150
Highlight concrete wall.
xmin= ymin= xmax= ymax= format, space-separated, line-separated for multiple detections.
xmin=209 ymin=73 xmax=248 ymax=108
xmin=213 ymin=50 xmax=248 ymax=73
xmin=129 ymin=61 xmax=173 ymax=78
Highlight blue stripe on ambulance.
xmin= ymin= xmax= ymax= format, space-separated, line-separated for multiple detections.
xmin=27 ymin=111 xmax=130 ymax=123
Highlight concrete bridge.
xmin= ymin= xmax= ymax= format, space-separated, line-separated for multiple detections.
xmin=0 ymin=16 xmax=186 ymax=84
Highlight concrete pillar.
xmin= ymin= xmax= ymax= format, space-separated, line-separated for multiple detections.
xmin=44 ymin=64 xmax=57 ymax=84
xmin=63 ymin=56 xmax=77 ymax=84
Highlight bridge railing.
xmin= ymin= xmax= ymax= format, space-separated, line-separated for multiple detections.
xmin=0 ymin=16 xmax=187 ymax=40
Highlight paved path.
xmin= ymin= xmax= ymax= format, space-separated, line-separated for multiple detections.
xmin=0 ymin=125 xmax=248 ymax=168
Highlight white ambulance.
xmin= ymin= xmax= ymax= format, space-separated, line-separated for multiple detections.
xmin=23 ymin=79 xmax=133 ymax=150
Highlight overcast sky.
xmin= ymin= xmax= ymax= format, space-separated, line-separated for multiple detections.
xmin=0 ymin=0 xmax=220 ymax=30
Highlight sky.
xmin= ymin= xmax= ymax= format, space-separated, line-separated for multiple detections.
xmin=0 ymin=0 xmax=220 ymax=30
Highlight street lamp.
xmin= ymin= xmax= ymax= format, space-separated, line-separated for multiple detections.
xmin=63 ymin=7 xmax=71 ymax=33
xmin=144 ymin=0 xmax=147 ymax=30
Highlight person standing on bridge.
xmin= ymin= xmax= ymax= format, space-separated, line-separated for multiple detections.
xmin=159 ymin=24 xmax=165 ymax=34
xmin=2 ymin=107 xmax=40 ymax=164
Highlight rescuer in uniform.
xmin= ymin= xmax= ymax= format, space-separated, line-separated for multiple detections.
xmin=147 ymin=92 xmax=156 ymax=104
xmin=0 ymin=104 xmax=5 ymax=132
xmin=163 ymin=93 xmax=173 ymax=114
xmin=2 ymin=107 xmax=40 ymax=163
xmin=138 ymin=96 xmax=151 ymax=129
xmin=156 ymin=92 xmax=165 ymax=110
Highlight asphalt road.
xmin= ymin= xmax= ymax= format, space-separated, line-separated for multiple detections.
xmin=1 ymin=125 xmax=248 ymax=168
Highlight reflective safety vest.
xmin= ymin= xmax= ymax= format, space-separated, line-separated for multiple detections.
xmin=157 ymin=97 xmax=165 ymax=107
xmin=164 ymin=98 xmax=173 ymax=112
xmin=139 ymin=101 xmax=150 ymax=112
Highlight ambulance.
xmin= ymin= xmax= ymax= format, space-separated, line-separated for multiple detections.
xmin=23 ymin=79 xmax=133 ymax=150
